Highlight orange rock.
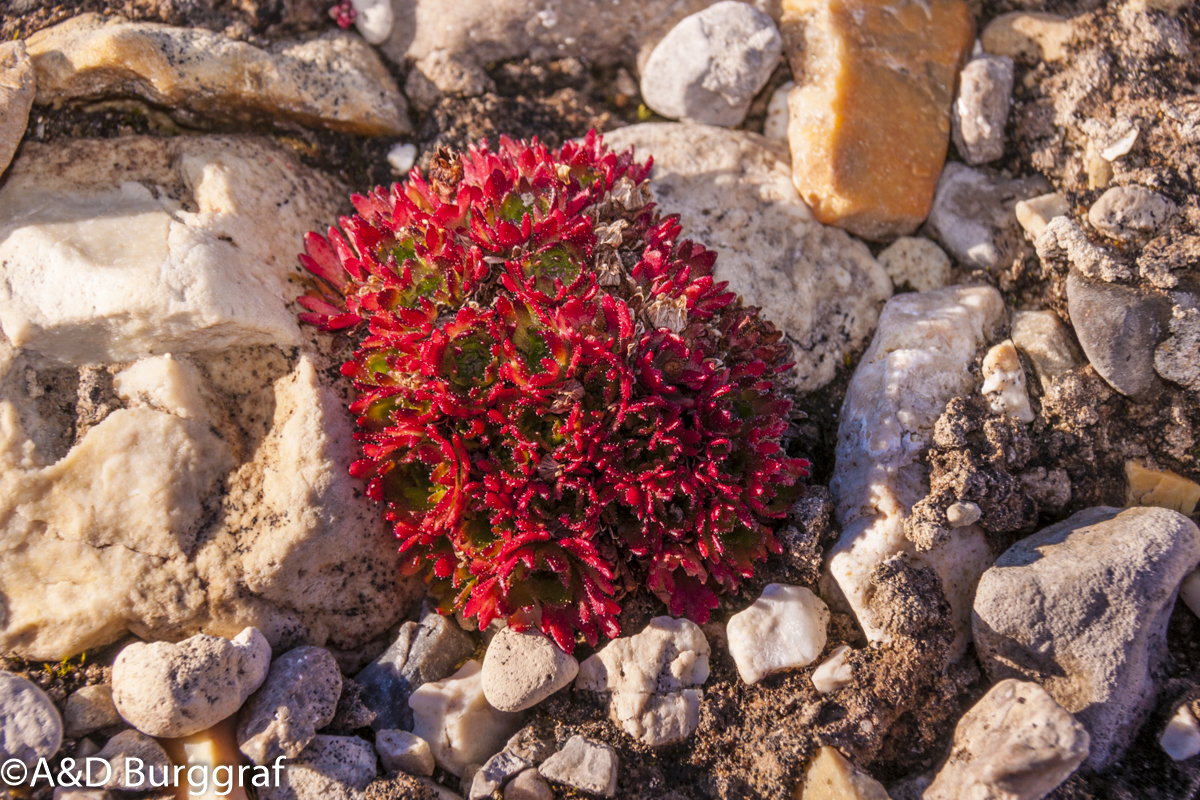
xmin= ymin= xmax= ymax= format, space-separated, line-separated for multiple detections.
xmin=781 ymin=0 xmax=974 ymax=241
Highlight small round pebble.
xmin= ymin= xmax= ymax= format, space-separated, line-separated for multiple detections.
xmin=876 ymin=237 xmax=952 ymax=293
xmin=387 ymin=142 xmax=418 ymax=175
xmin=482 ymin=627 xmax=578 ymax=712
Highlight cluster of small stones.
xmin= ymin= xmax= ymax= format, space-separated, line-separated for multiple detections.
xmin=2 ymin=0 xmax=1200 ymax=799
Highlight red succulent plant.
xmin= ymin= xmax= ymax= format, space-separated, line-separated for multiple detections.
xmin=296 ymin=131 xmax=809 ymax=652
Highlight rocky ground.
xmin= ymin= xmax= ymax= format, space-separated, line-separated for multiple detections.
xmin=1 ymin=0 xmax=1199 ymax=799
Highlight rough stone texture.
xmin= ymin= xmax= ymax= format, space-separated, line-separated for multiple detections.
xmin=376 ymin=730 xmax=436 ymax=777
xmin=111 ymin=627 xmax=271 ymax=738
xmin=980 ymin=12 xmax=1075 ymax=63
xmin=796 ymin=746 xmax=889 ymax=800
xmin=1066 ymin=271 xmax=1169 ymax=398
xmin=0 ymin=41 xmax=34 ymax=179
xmin=63 ymin=685 xmax=120 ymax=738
xmin=26 ymin=14 xmax=409 ymax=136
xmin=825 ymin=286 xmax=1005 ymax=658
xmin=260 ymin=735 xmax=377 ymax=800
xmin=726 ymin=584 xmax=829 ymax=685
xmin=927 ymin=163 xmax=1050 ymax=272
xmin=973 ymin=506 xmax=1200 ymax=768
xmin=538 ymin=736 xmax=618 ymax=798
xmin=469 ymin=750 xmax=532 ymax=799
xmin=780 ymin=0 xmax=974 ymax=241
xmin=923 ymin=679 xmax=1089 ymax=800
xmin=381 ymin=0 xmax=760 ymax=80
xmin=1125 ymin=461 xmax=1200 ymax=516
xmin=876 ymin=237 xmax=952 ymax=293
xmin=0 ymin=136 xmax=422 ymax=661
xmin=504 ymin=768 xmax=553 ymax=800
xmin=1011 ymin=310 xmax=1079 ymax=388
xmin=409 ymin=660 xmax=525 ymax=778
xmin=0 ymin=671 xmax=63 ymax=768
xmin=1155 ymin=304 xmax=1200 ymax=394
xmin=640 ymin=1 xmax=781 ymax=127
xmin=1036 ymin=216 xmax=1131 ymax=283
xmin=366 ymin=771 xmax=462 ymax=800
xmin=94 ymin=730 xmax=172 ymax=792
xmin=237 ymin=646 xmax=343 ymax=765
xmin=355 ymin=607 xmax=476 ymax=731
xmin=1087 ymin=185 xmax=1176 ymax=242
xmin=481 ymin=627 xmax=578 ymax=713
xmin=1014 ymin=193 xmax=1069 ymax=239
xmin=601 ymin=123 xmax=891 ymax=393
xmin=980 ymin=340 xmax=1034 ymax=423
xmin=576 ymin=617 xmax=711 ymax=747
xmin=952 ymin=54 xmax=1014 ymax=165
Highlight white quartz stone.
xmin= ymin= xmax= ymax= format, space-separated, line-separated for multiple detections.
xmin=409 ymin=660 xmax=524 ymax=777
xmin=350 ymin=0 xmax=395 ymax=45
xmin=1160 ymin=704 xmax=1200 ymax=761
xmin=114 ymin=355 xmax=211 ymax=423
xmin=387 ymin=142 xmax=418 ymax=175
xmin=1015 ymin=192 xmax=1069 ymax=239
xmin=376 ymin=729 xmax=435 ymax=776
xmin=763 ymin=81 xmax=794 ymax=141
xmin=726 ymin=584 xmax=829 ymax=685
xmin=981 ymin=340 xmax=1035 ymax=423
xmin=824 ymin=285 xmax=1006 ymax=658
xmin=811 ymin=645 xmax=853 ymax=694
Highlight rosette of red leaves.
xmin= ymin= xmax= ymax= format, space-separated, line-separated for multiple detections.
xmin=296 ymin=131 xmax=809 ymax=652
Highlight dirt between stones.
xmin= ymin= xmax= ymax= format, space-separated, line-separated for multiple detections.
xmin=6 ymin=1 xmax=1200 ymax=799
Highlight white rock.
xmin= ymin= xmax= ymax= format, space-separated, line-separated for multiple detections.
xmin=538 ymin=736 xmax=618 ymax=798
xmin=0 ymin=671 xmax=63 ymax=767
xmin=237 ymin=646 xmax=343 ymax=765
xmin=481 ymin=627 xmax=579 ymax=712
xmin=796 ymin=747 xmax=890 ymax=800
xmin=0 ymin=136 xmax=422 ymax=661
xmin=576 ymin=617 xmax=710 ymax=747
xmin=876 ymin=237 xmax=953 ymax=293
xmin=113 ymin=355 xmax=211 ymax=422
xmin=350 ymin=0 xmax=395 ymax=45
xmin=952 ymin=53 xmax=1014 ymax=165
xmin=387 ymin=142 xmax=418 ymax=174
xmin=1161 ymin=704 xmax=1200 ymax=761
xmin=763 ymin=80 xmax=794 ymax=140
xmin=924 ymin=679 xmax=1089 ymax=800
xmin=27 ymin=14 xmax=408 ymax=136
xmin=980 ymin=340 xmax=1035 ymax=423
xmin=63 ymin=685 xmax=120 ymax=738
xmin=111 ymin=627 xmax=271 ymax=738
xmin=1015 ymin=192 xmax=1069 ymax=239
xmin=409 ymin=660 xmax=525 ymax=777
xmin=1088 ymin=185 xmax=1176 ymax=242
xmin=640 ymin=1 xmax=782 ymax=127
xmin=259 ymin=735 xmax=377 ymax=800
xmin=811 ymin=645 xmax=854 ymax=694
xmin=824 ymin=285 xmax=1006 ymax=658
xmin=726 ymin=584 xmax=829 ymax=685
xmin=376 ymin=729 xmax=435 ymax=776
xmin=600 ymin=124 xmax=891 ymax=394
xmin=1011 ymin=309 xmax=1079 ymax=387
xmin=0 ymin=41 xmax=35 ymax=179
xmin=945 ymin=501 xmax=982 ymax=528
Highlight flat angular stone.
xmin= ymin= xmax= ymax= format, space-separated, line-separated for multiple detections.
xmin=795 ymin=746 xmax=889 ymax=800
xmin=1126 ymin=461 xmax=1200 ymax=516
xmin=1066 ymin=271 xmax=1169 ymax=398
xmin=27 ymin=14 xmax=408 ymax=136
xmin=237 ymin=646 xmax=343 ymax=765
xmin=781 ymin=0 xmax=975 ymax=241
xmin=375 ymin=730 xmax=435 ymax=777
xmin=538 ymin=737 xmax=618 ymax=798
xmin=63 ymin=685 xmax=120 ymax=738
xmin=726 ymin=584 xmax=829 ymax=685
xmin=952 ymin=53 xmax=1014 ymax=165
xmin=1011 ymin=309 xmax=1078 ymax=386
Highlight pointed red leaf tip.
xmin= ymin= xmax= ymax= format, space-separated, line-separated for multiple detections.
xmin=292 ymin=129 xmax=811 ymax=653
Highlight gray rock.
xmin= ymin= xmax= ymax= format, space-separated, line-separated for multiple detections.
xmin=469 ymin=750 xmax=531 ymax=799
xmin=928 ymin=163 xmax=1050 ymax=271
xmin=0 ymin=671 xmax=63 ymax=767
xmin=481 ymin=627 xmax=578 ymax=712
xmin=1088 ymin=185 xmax=1177 ymax=242
xmin=375 ymin=729 xmax=435 ymax=776
xmin=924 ymin=679 xmax=1089 ymax=800
xmin=1156 ymin=303 xmax=1200 ymax=393
xmin=1011 ymin=310 xmax=1080 ymax=388
xmin=640 ymin=1 xmax=782 ymax=127
xmin=1066 ymin=271 xmax=1170 ymax=397
xmin=93 ymin=730 xmax=171 ymax=792
xmin=238 ymin=646 xmax=343 ymax=765
xmin=111 ymin=627 xmax=271 ymax=738
xmin=973 ymin=506 xmax=1200 ymax=768
xmin=538 ymin=736 xmax=619 ymax=798
xmin=260 ymin=735 xmax=377 ymax=800
xmin=503 ymin=727 xmax=556 ymax=765
xmin=1036 ymin=216 xmax=1131 ymax=283
xmin=325 ymin=679 xmax=377 ymax=734
xmin=952 ymin=54 xmax=1014 ymax=165
xmin=504 ymin=768 xmax=553 ymax=800
xmin=63 ymin=685 xmax=120 ymax=738
xmin=0 ymin=41 xmax=35 ymax=179
xmin=356 ymin=604 xmax=475 ymax=731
